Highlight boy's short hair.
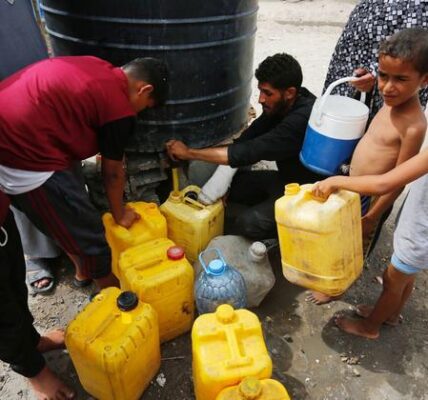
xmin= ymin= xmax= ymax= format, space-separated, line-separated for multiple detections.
xmin=255 ymin=53 xmax=303 ymax=90
xmin=379 ymin=28 xmax=428 ymax=75
xmin=122 ymin=57 xmax=169 ymax=105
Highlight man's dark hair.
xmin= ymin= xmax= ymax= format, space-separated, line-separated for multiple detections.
xmin=255 ymin=53 xmax=303 ymax=90
xmin=122 ymin=57 xmax=169 ymax=105
xmin=379 ymin=28 xmax=428 ymax=75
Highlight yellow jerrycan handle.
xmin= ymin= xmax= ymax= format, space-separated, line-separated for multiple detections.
xmin=171 ymin=165 xmax=206 ymax=209
xmin=181 ymin=186 xmax=207 ymax=210
xmin=182 ymin=195 xmax=206 ymax=210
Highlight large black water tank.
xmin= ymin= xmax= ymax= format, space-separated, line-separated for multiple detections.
xmin=41 ymin=0 xmax=258 ymax=152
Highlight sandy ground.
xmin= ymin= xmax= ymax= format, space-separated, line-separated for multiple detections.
xmin=2 ymin=1 xmax=428 ymax=399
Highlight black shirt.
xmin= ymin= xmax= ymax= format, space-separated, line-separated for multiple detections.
xmin=227 ymin=87 xmax=322 ymax=184
xmin=98 ymin=117 xmax=136 ymax=161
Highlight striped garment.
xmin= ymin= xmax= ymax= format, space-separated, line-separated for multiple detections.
xmin=323 ymin=0 xmax=428 ymax=119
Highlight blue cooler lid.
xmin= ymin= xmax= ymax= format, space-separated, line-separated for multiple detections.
xmin=207 ymin=259 xmax=225 ymax=275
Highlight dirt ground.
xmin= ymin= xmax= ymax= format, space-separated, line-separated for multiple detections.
xmin=2 ymin=1 xmax=428 ymax=399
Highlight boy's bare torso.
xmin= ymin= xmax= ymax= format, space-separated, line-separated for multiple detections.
xmin=350 ymin=102 xmax=426 ymax=177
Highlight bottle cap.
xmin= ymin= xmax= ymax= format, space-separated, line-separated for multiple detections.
xmin=249 ymin=242 xmax=267 ymax=262
xmin=117 ymin=291 xmax=138 ymax=312
xmin=216 ymin=304 xmax=235 ymax=324
xmin=208 ymin=259 xmax=225 ymax=275
xmin=239 ymin=377 xmax=262 ymax=399
xmin=167 ymin=246 xmax=185 ymax=260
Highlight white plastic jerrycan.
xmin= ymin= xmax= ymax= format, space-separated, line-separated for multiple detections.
xmin=300 ymin=77 xmax=369 ymax=176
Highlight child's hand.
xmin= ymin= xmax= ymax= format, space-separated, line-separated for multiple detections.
xmin=312 ymin=177 xmax=339 ymax=199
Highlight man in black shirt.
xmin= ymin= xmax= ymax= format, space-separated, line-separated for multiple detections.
xmin=166 ymin=53 xmax=322 ymax=240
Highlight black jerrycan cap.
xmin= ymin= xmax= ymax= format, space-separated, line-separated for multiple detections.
xmin=117 ymin=291 xmax=138 ymax=312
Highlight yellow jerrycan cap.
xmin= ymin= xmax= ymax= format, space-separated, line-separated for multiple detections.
xmin=239 ymin=377 xmax=263 ymax=399
xmin=215 ymin=304 xmax=236 ymax=324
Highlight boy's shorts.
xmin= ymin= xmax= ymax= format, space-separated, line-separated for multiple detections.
xmin=391 ymin=253 xmax=420 ymax=275
xmin=360 ymin=195 xmax=371 ymax=216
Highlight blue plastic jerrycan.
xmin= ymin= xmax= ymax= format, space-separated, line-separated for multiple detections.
xmin=300 ymin=77 xmax=369 ymax=176
xmin=194 ymin=248 xmax=247 ymax=315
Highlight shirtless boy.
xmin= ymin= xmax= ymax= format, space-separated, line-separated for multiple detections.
xmin=312 ymin=141 xmax=428 ymax=338
xmin=308 ymin=28 xmax=428 ymax=304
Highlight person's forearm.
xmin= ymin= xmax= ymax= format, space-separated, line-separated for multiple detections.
xmin=328 ymin=175 xmax=389 ymax=195
xmin=102 ymin=167 xmax=126 ymax=222
xmin=187 ymin=146 xmax=229 ymax=165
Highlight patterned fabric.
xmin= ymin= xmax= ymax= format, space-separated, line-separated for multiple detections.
xmin=324 ymin=0 xmax=428 ymax=117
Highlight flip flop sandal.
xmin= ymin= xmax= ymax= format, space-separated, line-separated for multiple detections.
xmin=26 ymin=259 xmax=55 ymax=294
xmin=72 ymin=277 xmax=93 ymax=288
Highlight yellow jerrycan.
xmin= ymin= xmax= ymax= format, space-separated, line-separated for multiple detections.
xmin=275 ymin=183 xmax=363 ymax=296
xmin=160 ymin=168 xmax=224 ymax=262
xmin=102 ymin=201 xmax=167 ymax=278
xmin=216 ymin=377 xmax=291 ymax=400
xmin=192 ymin=304 xmax=272 ymax=400
xmin=119 ymin=237 xmax=195 ymax=343
xmin=65 ymin=287 xmax=161 ymax=400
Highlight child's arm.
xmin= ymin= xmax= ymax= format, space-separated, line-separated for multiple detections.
xmin=312 ymin=147 xmax=428 ymax=198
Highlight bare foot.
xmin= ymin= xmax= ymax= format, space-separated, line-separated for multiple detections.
xmin=28 ymin=366 xmax=75 ymax=400
xmin=335 ymin=315 xmax=379 ymax=339
xmin=34 ymin=278 xmax=52 ymax=290
xmin=37 ymin=329 xmax=65 ymax=353
xmin=355 ymin=304 xmax=403 ymax=326
xmin=305 ymin=291 xmax=342 ymax=305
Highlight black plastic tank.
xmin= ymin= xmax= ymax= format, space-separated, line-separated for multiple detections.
xmin=41 ymin=0 xmax=258 ymax=152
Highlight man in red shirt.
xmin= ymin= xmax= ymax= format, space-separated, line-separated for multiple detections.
xmin=0 ymin=55 xmax=168 ymax=399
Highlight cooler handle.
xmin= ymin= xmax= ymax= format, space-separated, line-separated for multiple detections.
xmin=315 ymin=76 xmax=366 ymax=126
xmin=199 ymin=248 xmax=226 ymax=274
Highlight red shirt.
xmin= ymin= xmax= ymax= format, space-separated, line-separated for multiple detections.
xmin=0 ymin=192 xmax=10 ymax=225
xmin=0 ymin=56 xmax=136 ymax=171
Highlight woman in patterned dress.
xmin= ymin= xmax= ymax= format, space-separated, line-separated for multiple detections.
xmin=324 ymin=0 xmax=428 ymax=117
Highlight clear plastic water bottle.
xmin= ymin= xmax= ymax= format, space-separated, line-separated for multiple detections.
xmin=195 ymin=248 xmax=247 ymax=315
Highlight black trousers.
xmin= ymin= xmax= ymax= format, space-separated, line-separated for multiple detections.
xmin=12 ymin=168 xmax=111 ymax=279
xmin=226 ymin=170 xmax=285 ymax=240
xmin=0 ymin=211 xmax=45 ymax=378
